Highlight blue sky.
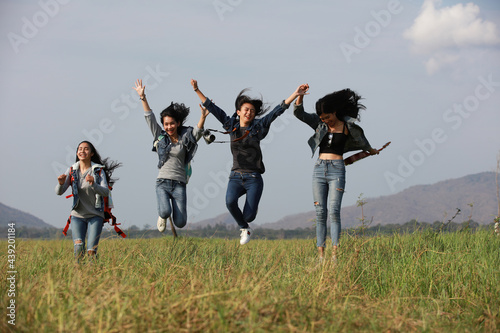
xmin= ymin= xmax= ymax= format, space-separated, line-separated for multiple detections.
xmin=1 ymin=0 xmax=499 ymax=229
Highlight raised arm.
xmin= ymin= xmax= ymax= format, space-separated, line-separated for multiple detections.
xmin=134 ymin=79 xmax=162 ymax=138
xmin=285 ymin=83 xmax=309 ymax=106
xmin=197 ymin=104 xmax=210 ymax=129
xmin=191 ymin=79 xmax=207 ymax=104
xmin=295 ymin=83 xmax=309 ymax=106
xmin=257 ymin=83 xmax=309 ymax=129
xmin=133 ymin=79 xmax=152 ymax=112
xmin=190 ymin=79 xmax=232 ymax=128
xmin=293 ymin=84 xmax=320 ymax=129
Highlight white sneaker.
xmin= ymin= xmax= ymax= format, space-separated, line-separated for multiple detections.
xmin=239 ymin=227 xmax=252 ymax=245
xmin=157 ymin=217 xmax=166 ymax=232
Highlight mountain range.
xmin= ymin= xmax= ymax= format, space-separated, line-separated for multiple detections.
xmin=191 ymin=171 xmax=499 ymax=230
xmin=1 ymin=171 xmax=498 ymax=230
xmin=0 ymin=202 xmax=54 ymax=229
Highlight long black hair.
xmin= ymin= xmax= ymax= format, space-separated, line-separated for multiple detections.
xmin=235 ymin=88 xmax=270 ymax=117
xmin=315 ymin=88 xmax=365 ymax=121
xmin=160 ymin=102 xmax=190 ymax=126
xmin=75 ymin=141 xmax=122 ymax=187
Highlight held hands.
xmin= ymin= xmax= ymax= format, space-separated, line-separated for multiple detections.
xmin=296 ymin=83 xmax=309 ymax=97
xmin=133 ymin=79 xmax=146 ymax=98
xmin=285 ymin=83 xmax=310 ymax=105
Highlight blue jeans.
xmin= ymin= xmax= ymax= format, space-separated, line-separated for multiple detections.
xmin=312 ymin=159 xmax=346 ymax=247
xmin=156 ymin=178 xmax=187 ymax=228
xmin=226 ymin=171 xmax=264 ymax=229
xmin=71 ymin=215 xmax=104 ymax=260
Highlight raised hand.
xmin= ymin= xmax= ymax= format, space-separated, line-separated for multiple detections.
xmin=191 ymin=79 xmax=198 ymax=91
xmin=198 ymin=104 xmax=210 ymax=118
xmin=133 ymin=79 xmax=146 ymax=98
xmin=297 ymin=83 xmax=309 ymax=96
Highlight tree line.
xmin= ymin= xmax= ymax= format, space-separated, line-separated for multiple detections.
xmin=1 ymin=219 xmax=496 ymax=240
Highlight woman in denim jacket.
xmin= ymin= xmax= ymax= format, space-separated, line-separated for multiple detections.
xmin=55 ymin=141 xmax=121 ymax=261
xmin=191 ymin=79 xmax=309 ymax=245
xmin=294 ymin=85 xmax=378 ymax=261
xmin=134 ymin=79 xmax=209 ymax=232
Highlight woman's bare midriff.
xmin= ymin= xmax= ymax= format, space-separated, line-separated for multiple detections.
xmin=318 ymin=153 xmax=343 ymax=160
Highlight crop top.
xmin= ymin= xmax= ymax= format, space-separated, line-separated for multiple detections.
xmin=318 ymin=122 xmax=348 ymax=155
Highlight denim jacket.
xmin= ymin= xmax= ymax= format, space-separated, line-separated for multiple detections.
xmin=152 ymin=126 xmax=198 ymax=169
xmin=202 ymin=98 xmax=290 ymax=140
xmin=293 ymin=103 xmax=373 ymax=157
xmin=55 ymin=161 xmax=111 ymax=212
xmin=144 ymin=110 xmax=199 ymax=169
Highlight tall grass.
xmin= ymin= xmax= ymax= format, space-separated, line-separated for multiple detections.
xmin=1 ymin=229 xmax=499 ymax=332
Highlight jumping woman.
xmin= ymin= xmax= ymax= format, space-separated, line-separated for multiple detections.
xmin=294 ymin=85 xmax=378 ymax=261
xmin=191 ymin=79 xmax=309 ymax=245
xmin=134 ymin=79 xmax=208 ymax=233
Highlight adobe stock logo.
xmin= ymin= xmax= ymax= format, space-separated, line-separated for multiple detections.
xmin=213 ymin=0 xmax=243 ymax=21
xmin=339 ymin=0 xmax=403 ymax=64
xmin=7 ymin=0 xmax=72 ymax=54
xmin=384 ymin=74 xmax=499 ymax=192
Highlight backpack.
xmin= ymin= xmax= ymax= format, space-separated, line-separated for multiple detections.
xmin=62 ymin=166 xmax=126 ymax=238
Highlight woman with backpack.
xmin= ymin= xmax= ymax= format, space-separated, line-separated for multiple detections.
xmin=133 ymin=79 xmax=209 ymax=232
xmin=190 ymin=79 xmax=309 ymax=245
xmin=55 ymin=141 xmax=121 ymax=262
xmin=293 ymin=85 xmax=379 ymax=261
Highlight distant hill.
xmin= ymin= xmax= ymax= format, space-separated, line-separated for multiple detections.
xmin=192 ymin=172 xmax=499 ymax=230
xmin=0 ymin=202 xmax=54 ymax=229
xmin=190 ymin=212 xmax=235 ymax=229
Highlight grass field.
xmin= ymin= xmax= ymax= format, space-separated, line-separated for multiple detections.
xmin=1 ymin=229 xmax=499 ymax=332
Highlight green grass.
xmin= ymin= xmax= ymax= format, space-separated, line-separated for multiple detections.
xmin=1 ymin=229 xmax=499 ymax=332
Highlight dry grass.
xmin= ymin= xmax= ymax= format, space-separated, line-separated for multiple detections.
xmin=1 ymin=229 xmax=499 ymax=332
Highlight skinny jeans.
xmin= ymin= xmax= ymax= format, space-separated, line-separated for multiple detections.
xmin=312 ymin=159 xmax=346 ymax=247
xmin=156 ymin=178 xmax=187 ymax=228
xmin=226 ymin=171 xmax=263 ymax=229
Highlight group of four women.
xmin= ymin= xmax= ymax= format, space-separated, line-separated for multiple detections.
xmin=56 ymin=79 xmax=378 ymax=262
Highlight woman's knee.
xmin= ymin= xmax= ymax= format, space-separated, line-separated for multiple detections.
xmin=243 ymin=212 xmax=257 ymax=223
xmin=173 ymin=217 xmax=187 ymax=228
xmin=158 ymin=206 xmax=171 ymax=219
xmin=314 ymin=201 xmax=327 ymax=218
xmin=226 ymin=199 xmax=238 ymax=210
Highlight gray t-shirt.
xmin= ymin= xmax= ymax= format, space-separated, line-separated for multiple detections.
xmin=144 ymin=110 xmax=203 ymax=183
xmin=71 ymin=168 xmax=105 ymax=219
xmin=55 ymin=163 xmax=110 ymax=219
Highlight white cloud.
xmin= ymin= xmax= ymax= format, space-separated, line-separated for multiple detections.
xmin=404 ymin=0 xmax=500 ymax=74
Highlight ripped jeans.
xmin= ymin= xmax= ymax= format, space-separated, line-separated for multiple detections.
xmin=71 ymin=215 xmax=104 ymax=260
xmin=312 ymin=159 xmax=346 ymax=247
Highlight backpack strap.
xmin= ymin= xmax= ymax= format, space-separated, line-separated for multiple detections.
xmin=62 ymin=215 xmax=71 ymax=236
xmin=62 ymin=167 xmax=75 ymax=235
xmin=62 ymin=167 xmax=127 ymax=238
xmin=103 ymin=195 xmax=127 ymax=238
